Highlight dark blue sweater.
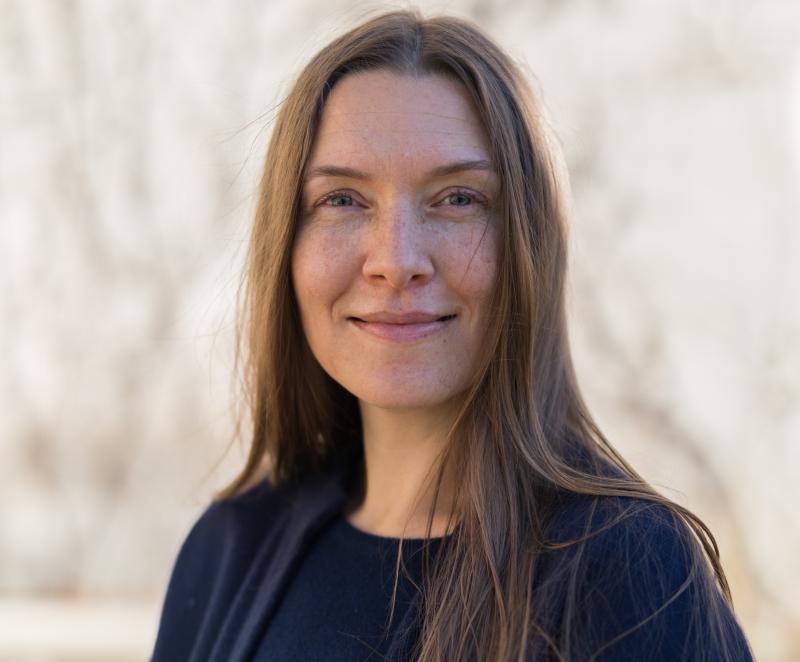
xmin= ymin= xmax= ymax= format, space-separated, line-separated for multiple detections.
xmin=151 ymin=451 xmax=753 ymax=661
xmin=253 ymin=512 xmax=444 ymax=660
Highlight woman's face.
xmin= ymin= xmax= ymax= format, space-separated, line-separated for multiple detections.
xmin=292 ymin=70 xmax=499 ymax=411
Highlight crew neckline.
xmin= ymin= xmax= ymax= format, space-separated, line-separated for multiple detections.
xmin=334 ymin=511 xmax=452 ymax=549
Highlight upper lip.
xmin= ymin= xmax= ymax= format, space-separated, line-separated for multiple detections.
xmin=349 ymin=311 xmax=456 ymax=324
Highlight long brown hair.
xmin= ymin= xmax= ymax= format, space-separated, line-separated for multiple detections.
xmin=216 ymin=10 xmax=747 ymax=661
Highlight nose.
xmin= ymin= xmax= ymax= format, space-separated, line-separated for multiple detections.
xmin=361 ymin=199 xmax=434 ymax=289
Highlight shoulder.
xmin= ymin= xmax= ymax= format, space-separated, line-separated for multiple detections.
xmin=197 ymin=477 xmax=290 ymax=534
xmin=539 ymin=494 xmax=699 ymax=613
xmin=157 ymin=450 xmax=356 ymax=609
xmin=553 ymin=495 xmax=695 ymax=577
xmin=164 ymin=470 xmax=322 ymax=589
xmin=175 ymin=477 xmax=289 ymax=564
xmin=560 ymin=497 xmax=699 ymax=618
xmin=151 ymin=477 xmax=299 ymax=660
xmin=538 ymin=494 xmax=753 ymax=661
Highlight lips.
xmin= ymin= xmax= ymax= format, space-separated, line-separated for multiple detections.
xmin=348 ymin=311 xmax=456 ymax=342
xmin=351 ymin=311 xmax=456 ymax=324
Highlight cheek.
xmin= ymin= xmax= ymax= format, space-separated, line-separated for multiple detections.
xmin=443 ymin=223 xmax=499 ymax=308
xmin=291 ymin=227 xmax=358 ymax=322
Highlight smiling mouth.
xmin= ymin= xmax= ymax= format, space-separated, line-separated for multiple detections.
xmin=349 ymin=314 xmax=456 ymax=323
xmin=347 ymin=314 xmax=456 ymax=342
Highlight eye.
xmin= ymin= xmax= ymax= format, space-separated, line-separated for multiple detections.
xmin=437 ymin=188 xmax=486 ymax=209
xmin=445 ymin=192 xmax=472 ymax=206
xmin=320 ymin=191 xmax=354 ymax=207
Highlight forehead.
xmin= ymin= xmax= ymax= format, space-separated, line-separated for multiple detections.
xmin=307 ymin=70 xmax=492 ymax=172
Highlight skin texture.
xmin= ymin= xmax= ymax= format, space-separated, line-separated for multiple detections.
xmin=292 ymin=70 xmax=499 ymax=537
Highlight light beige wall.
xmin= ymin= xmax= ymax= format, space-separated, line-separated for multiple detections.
xmin=1 ymin=0 xmax=797 ymax=659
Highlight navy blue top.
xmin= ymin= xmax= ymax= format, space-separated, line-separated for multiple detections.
xmin=151 ymin=449 xmax=754 ymax=661
xmin=253 ymin=512 xmax=445 ymax=660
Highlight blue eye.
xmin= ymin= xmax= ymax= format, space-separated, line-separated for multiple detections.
xmin=326 ymin=193 xmax=353 ymax=206
xmin=445 ymin=192 xmax=473 ymax=206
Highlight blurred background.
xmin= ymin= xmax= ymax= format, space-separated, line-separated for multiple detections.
xmin=1 ymin=0 xmax=798 ymax=659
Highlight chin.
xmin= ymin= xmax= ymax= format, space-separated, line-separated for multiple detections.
xmin=360 ymin=393 xmax=449 ymax=411
xmin=347 ymin=376 xmax=466 ymax=412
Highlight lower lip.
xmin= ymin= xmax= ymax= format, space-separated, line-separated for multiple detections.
xmin=350 ymin=317 xmax=454 ymax=342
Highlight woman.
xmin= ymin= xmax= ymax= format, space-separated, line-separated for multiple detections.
xmin=152 ymin=10 xmax=753 ymax=661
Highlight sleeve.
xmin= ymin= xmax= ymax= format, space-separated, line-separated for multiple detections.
xmin=569 ymin=504 xmax=754 ymax=662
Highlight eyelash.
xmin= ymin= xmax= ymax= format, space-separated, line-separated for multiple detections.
xmin=315 ymin=188 xmax=486 ymax=208
xmin=441 ymin=188 xmax=485 ymax=207
xmin=317 ymin=190 xmax=356 ymax=207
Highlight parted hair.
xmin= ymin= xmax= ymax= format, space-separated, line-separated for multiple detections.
xmin=216 ymin=10 xmax=748 ymax=661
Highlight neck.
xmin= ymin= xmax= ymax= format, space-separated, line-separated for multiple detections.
xmin=344 ymin=399 xmax=461 ymax=539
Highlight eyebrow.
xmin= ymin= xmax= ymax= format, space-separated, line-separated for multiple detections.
xmin=303 ymin=159 xmax=496 ymax=182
